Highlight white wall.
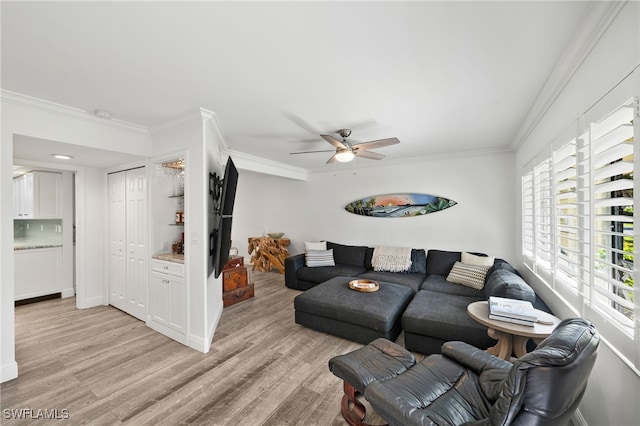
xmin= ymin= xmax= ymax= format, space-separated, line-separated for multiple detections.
xmin=234 ymin=151 xmax=515 ymax=267
xmin=514 ymin=2 xmax=640 ymax=425
xmin=232 ymin=169 xmax=308 ymax=260
xmin=302 ymin=152 xmax=516 ymax=261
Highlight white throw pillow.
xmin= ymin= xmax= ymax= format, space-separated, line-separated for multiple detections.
xmin=447 ymin=261 xmax=490 ymax=290
xmin=462 ymin=252 xmax=495 ymax=267
xmin=304 ymin=241 xmax=327 ymax=251
xmin=305 ymin=249 xmax=335 ymax=267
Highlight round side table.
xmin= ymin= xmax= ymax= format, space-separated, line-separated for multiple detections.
xmin=467 ymin=301 xmax=561 ymax=360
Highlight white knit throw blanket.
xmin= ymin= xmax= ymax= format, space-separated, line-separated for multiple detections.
xmin=372 ymin=246 xmax=412 ymax=272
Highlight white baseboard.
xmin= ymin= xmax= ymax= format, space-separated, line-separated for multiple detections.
xmin=146 ymin=320 xmax=188 ymax=346
xmin=188 ymin=334 xmax=209 ymax=353
xmin=205 ymin=302 xmax=224 ymax=349
xmin=76 ymin=296 xmax=103 ymax=309
xmin=1 ymin=361 xmax=18 ymax=383
xmin=572 ymin=408 xmax=587 ymax=426
xmin=61 ymin=287 xmax=75 ymax=298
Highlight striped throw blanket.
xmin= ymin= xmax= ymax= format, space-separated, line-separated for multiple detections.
xmin=372 ymin=246 xmax=412 ymax=272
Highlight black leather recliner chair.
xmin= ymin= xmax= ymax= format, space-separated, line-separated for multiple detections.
xmin=329 ymin=318 xmax=599 ymax=426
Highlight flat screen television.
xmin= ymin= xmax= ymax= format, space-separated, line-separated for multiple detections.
xmin=211 ymin=157 xmax=238 ymax=278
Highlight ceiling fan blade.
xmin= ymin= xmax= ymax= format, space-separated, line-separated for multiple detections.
xmin=351 ymin=137 xmax=400 ymax=150
xmin=326 ymin=154 xmax=339 ymax=164
xmin=355 ymin=150 xmax=385 ymax=160
xmin=290 ymin=149 xmax=336 ymax=155
xmin=321 ymin=134 xmax=347 ymax=149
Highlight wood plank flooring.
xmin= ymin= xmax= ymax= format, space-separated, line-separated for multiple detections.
xmin=0 ymin=271 xmax=378 ymax=425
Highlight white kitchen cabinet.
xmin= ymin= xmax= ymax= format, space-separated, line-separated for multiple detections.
xmin=149 ymin=259 xmax=186 ymax=343
xmin=14 ymin=247 xmax=62 ymax=300
xmin=13 ymin=171 xmax=62 ymax=218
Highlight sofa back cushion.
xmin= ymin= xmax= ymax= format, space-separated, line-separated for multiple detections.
xmin=327 ymin=241 xmax=368 ymax=267
xmin=426 ymin=250 xmax=462 ymax=276
xmin=484 ymin=269 xmax=536 ymax=303
xmin=366 ymin=248 xmax=427 ymax=274
xmin=492 ymin=259 xmax=519 ymax=275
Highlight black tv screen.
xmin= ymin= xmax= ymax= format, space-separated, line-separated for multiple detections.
xmin=213 ymin=158 xmax=238 ymax=278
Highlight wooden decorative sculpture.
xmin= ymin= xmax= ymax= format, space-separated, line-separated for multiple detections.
xmin=247 ymin=237 xmax=290 ymax=274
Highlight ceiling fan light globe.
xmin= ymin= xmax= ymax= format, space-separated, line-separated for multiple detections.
xmin=335 ymin=150 xmax=355 ymax=162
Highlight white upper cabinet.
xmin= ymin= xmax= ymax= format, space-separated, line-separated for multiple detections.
xmin=14 ymin=171 xmax=62 ymax=219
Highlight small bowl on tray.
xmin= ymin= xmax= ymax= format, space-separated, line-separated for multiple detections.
xmin=348 ymin=279 xmax=380 ymax=292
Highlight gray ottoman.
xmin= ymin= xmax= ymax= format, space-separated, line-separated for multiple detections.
xmin=328 ymin=338 xmax=416 ymax=425
xmin=294 ymin=276 xmax=414 ymax=344
xmin=402 ymin=289 xmax=495 ymax=354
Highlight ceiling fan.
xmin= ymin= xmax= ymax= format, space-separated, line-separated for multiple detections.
xmin=290 ymin=129 xmax=400 ymax=164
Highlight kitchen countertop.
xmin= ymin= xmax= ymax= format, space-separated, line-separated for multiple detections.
xmin=14 ymin=238 xmax=63 ymax=251
xmin=152 ymin=252 xmax=185 ymax=263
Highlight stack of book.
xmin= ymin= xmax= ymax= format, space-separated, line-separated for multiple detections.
xmin=488 ymin=296 xmax=538 ymax=326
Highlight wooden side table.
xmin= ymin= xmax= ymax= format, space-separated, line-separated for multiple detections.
xmin=222 ymin=256 xmax=254 ymax=307
xmin=247 ymin=236 xmax=290 ymax=274
xmin=467 ymin=301 xmax=561 ymax=360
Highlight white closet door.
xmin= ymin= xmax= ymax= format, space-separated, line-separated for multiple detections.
xmin=108 ymin=172 xmax=127 ymax=312
xmin=125 ymin=167 xmax=147 ymax=321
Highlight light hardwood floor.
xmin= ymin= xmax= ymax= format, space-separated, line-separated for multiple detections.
xmin=1 ymin=271 xmax=373 ymax=425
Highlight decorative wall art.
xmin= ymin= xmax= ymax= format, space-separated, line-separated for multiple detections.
xmin=345 ymin=193 xmax=457 ymax=218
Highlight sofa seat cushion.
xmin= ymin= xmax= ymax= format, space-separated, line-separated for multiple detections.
xmin=402 ymin=290 xmax=495 ymax=350
xmin=294 ymin=276 xmax=414 ymax=343
xmin=357 ymin=271 xmax=425 ymax=294
xmin=296 ymin=264 xmax=366 ymax=284
xmin=420 ymin=274 xmax=485 ymax=298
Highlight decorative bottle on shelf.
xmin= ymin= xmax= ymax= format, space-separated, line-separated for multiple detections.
xmin=175 ymin=198 xmax=184 ymax=224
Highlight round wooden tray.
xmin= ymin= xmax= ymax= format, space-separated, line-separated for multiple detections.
xmin=348 ymin=279 xmax=380 ymax=292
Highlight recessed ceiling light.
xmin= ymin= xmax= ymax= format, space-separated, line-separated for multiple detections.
xmin=52 ymin=154 xmax=74 ymax=160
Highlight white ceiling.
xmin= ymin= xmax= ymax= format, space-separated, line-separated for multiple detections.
xmin=2 ymin=1 xmax=591 ymax=171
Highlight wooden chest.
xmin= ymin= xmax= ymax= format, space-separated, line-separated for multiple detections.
xmin=222 ymin=257 xmax=254 ymax=307
xmin=223 ymin=283 xmax=255 ymax=307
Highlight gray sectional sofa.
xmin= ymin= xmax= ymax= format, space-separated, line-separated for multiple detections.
xmin=285 ymin=241 xmax=550 ymax=354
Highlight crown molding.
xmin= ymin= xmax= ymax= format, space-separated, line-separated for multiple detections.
xmin=0 ymin=89 xmax=150 ymax=135
xmin=510 ymin=1 xmax=627 ymax=151
xmin=225 ymin=149 xmax=308 ymax=181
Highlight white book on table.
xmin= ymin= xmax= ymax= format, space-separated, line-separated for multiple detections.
xmin=489 ymin=313 xmax=536 ymax=327
xmin=489 ymin=296 xmax=538 ymax=322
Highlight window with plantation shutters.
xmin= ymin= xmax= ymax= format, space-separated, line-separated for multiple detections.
xmin=534 ymin=159 xmax=553 ymax=271
xmin=590 ymin=102 xmax=635 ymax=334
xmin=521 ymin=97 xmax=638 ymax=368
xmin=554 ymin=138 xmax=580 ymax=292
xmin=522 ymin=172 xmax=534 ymax=264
